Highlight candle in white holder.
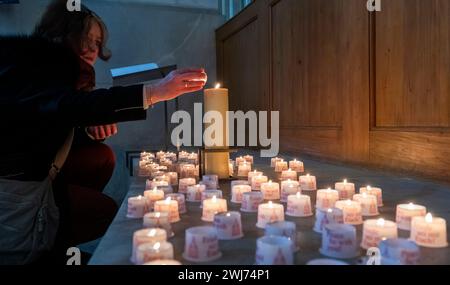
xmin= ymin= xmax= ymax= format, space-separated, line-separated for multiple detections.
xmin=144 ymin=259 xmax=182 ymax=265
xmin=146 ymin=179 xmax=168 ymax=190
xmin=281 ymin=169 xmax=297 ymax=181
xmin=299 ymin=174 xmax=317 ymax=191
xmin=235 ymin=156 xmax=245 ymax=166
xmin=286 ymin=193 xmax=312 ymax=217
xmin=255 ymin=236 xmax=293 ymax=265
xmin=361 ymin=218 xmax=398 ymax=249
xmin=154 ymin=197 xmax=180 ymax=223
xmin=201 ymin=174 xmax=219 ymax=189
xmin=127 ymin=195 xmax=149 ymax=218
xmin=213 ymin=211 xmax=243 ymax=240
xmin=178 ymin=178 xmax=196 ymax=194
xmin=334 ymin=179 xmax=355 ymax=200
xmin=353 ymin=193 xmax=379 ymax=216
xmin=180 ymin=164 xmax=196 ymax=179
xmin=261 ymin=180 xmax=280 ymax=200
xmin=231 ymin=184 xmax=252 ymax=204
xmin=200 ymin=190 xmax=223 ymax=208
xmin=248 ymin=170 xmax=263 ymax=184
xmin=316 ymin=188 xmax=339 ymax=210
xmin=265 ymin=221 xmax=298 ymax=252
xmin=183 ymin=226 xmax=222 ymax=262
xmin=167 ymin=172 xmax=178 ymax=185
xmin=396 ymin=203 xmax=427 ymax=231
xmin=360 ymin=185 xmax=383 ymax=207
xmin=202 ymin=196 xmax=228 ymax=222
xmin=237 ymin=162 xmax=251 ymax=177
xmin=144 ymin=187 xmax=165 ymax=210
xmin=379 ymin=238 xmax=420 ymax=265
xmin=335 ymin=200 xmax=363 ymax=225
xmin=186 ymin=184 xmax=206 ymax=202
xmin=280 ymin=180 xmax=301 ymax=202
xmin=166 ymin=193 xmax=187 ymax=214
xmin=251 ymin=174 xmax=268 ymax=191
xmin=320 ymin=224 xmax=359 ymax=259
xmin=240 ymin=191 xmax=264 ymax=213
xmin=271 ymin=157 xmax=283 ymax=168
xmin=231 ymin=180 xmax=249 ymax=188
xmin=243 ymin=155 xmax=253 ymax=164
xmin=131 ymin=228 xmax=167 ymax=264
xmin=410 ymin=213 xmax=448 ymax=248
xmin=289 ymin=159 xmax=304 ymax=173
xmin=135 ymin=241 xmax=174 ymax=265
xmin=275 ymin=160 xmax=288 ymax=173
xmin=256 ymin=201 xmax=285 ymax=228
xmin=156 ymin=150 xmax=165 ymax=159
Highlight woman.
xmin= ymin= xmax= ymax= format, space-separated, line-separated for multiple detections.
xmin=0 ymin=0 xmax=206 ymax=264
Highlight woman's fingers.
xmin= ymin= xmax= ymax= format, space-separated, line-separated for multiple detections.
xmin=177 ymin=72 xmax=207 ymax=83
xmin=98 ymin=126 xmax=106 ymax=139
xmin=174 ymin=68 xmax=205 ymax=75
xmin=111 ymin=124 xmax=118 ymax=135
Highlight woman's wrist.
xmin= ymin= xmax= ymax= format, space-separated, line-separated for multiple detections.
xmin=144 ymin=84 xmax=161 ymax=107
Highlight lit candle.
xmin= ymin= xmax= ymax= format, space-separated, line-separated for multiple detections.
xmin=240 ymin=191 xmax=264 ymax=213
xmin=410 ymin=213 xmax=448 ymax=248
xmin=396 ymin=203 xmax=427 ymax=231
xmin=154 ymin=197 xmax=180 ymax=223
xmin=353 ymin=193 xmax=379 ymax=216
xmin=334 ymin=179 xmax=355 ymax=200
xmin=131 ymin=228 xmax=167 ymax=264
xmin=237 ymin=162 xmax=251 ymax=177
xmin=256 ymin=201 xmax=285 ymax=229
xmin=379 ymin=238 xmax=420 ymax=265
xmin=271 ymin=157 xmax=283 ymax=168
xmin=146 ymin=178 xmax=168 ymax=190
xmin=361 ymin=218 xmax=398 ymax=249
xmin=180 ymin=164 xmax=196 ymax=179
xmin=165 ymin=193 xmax=187 ymax=214
xmin=265 ymin=221 xmax=298 ymax=252
xmin=200 ymin=190 xmax=223 ymax=207
xmin=335 ymin=200 xmax=363 ymax=225
xmin=275 ymin=160 xmax=288 ymax=173
xmin=280 ymin=168 xmax=297 ymax=181
xmin=135 ymin=241 xmax=174 ymax=265
xmin=143 ymin=259 xmax=182 ymax=265
xmin=248 ymin=170 xmax=263 ymax=184
xmin=167 ymin=172 xmax=178 ymax=185
xmin=201 ymin=174 xmax=219 ymax=190
xmin=243 ymin=155 xmax=254 ymax=164
xmin=156 ymin=150 xmax=165 ymax=159
xmin=316 ymin=188 xmax=339 ymax=210
xmin=260 ymin=180 xmax=280 ymax=200
xmin=231 ymin=180 xmax=249 ymax=188
xmin=228 ymin=161 xmax=234 ymax=176
xmin=251 ymin=174 xmax=268 ymax=191
xmin=286 ymin=192 xmax=312 ymax=217
xmin=235 ymin=156 xmax=246 ymax=166
xmin=320 ymin=224 xmax=359 ymax=259
xmin=186 ymin=184 xmax=206 ymax=202
xmin=127 ymin=195 xmax=149 ymax=218
xmin=143 ymin=212 xmax=173 ymax=237
xmin=183 ymin=226 xmax=222 ymax=262
xmin=255 ymin=236 xmax=294 ymax=265
xmin=289 ymin=159 xmax=304 ymax=173
xmin=280 ymin=180 xmax=301 ymax=202
xmin=360 ymin=185 xmax=383 ymax=207
xmin=178 ymin=178 xmax=196 ymax=194
xmin=213 ymin=211 xmax=243 ymax=240
xmin=231 ymin=184 xmax=252 ymax=204
xmin=202 ymin=195 xmax=228 ymax=222
xmin=299 ymin=174 xmax=317 ymax=191
xmin=143 ymin=187 xmax=165 ymax=210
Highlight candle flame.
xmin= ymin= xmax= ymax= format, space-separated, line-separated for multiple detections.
xmin=155 ymin=212 xmax=161 ymax=218
xmin=153 ymin=242 xmax=161 ymax=251
xmin=226 ymin=212 xmax=231 ymax=217
xmin=287 ymin=179 xmax=291 ymax=182
xmin=344 ymin=179 xmax=347 ymax=184
xmin=346 ymin=200 xmax=352 ymax=205
xmin=367 ymin=185 xmax=372 ymax=191
xmin=307 ymin=174 xmax=310 ymax=177
xmin=212 ymin=195 xmax=217 ymax=202
xmin=425 ymin=213 xmax=433 ymax=223
xmin=269 ymin=201 xmax=273 ymax=208
xmin=408 ymin=202 xmax=415 ymax=209
xmin=215 ymin=83 xmax=221 ymax=89
xmin=268 ymin=180 xmax=272 ymax=184
xmin=296 ymin=192 xmax=301 ymax=198
xmin=377 ymin=218 xmax=385 ymax=226
xmin=327 ymin=187 xmax=332 ymax=191
xmin=148 ymin=229 xmax=157 ymax=237
xmin=165 ymin=197 xmax=172 ymax=204
xmin=153 ymin=187 xmax=158 ymax=192
xmin=327 ymin=208 xmax=333 ymax=213
xmin=137 ymin=195 xmax=143 ymax=200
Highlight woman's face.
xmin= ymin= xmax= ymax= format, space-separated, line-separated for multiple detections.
xmin=79 ymin=21 xmax=102 ymax=66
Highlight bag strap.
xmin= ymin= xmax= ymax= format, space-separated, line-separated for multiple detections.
xmin=49 ymin=129 xmax=74 ymax=181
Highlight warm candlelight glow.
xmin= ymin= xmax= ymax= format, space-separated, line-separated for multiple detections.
xmin=165 ymin=197 xmax=172 ymax=204
xmin=377 ymin=218 xmax=385 ymax=227
xmin=307 ymin=174 xmax=310 ymax=177
xmin=153 ymin=242 xmax=161 ymax=251
xmin=215 ymin=83 xmax=221 ymax=89
xmin=152 ymin=187 xmax=157 ymax=192
xmin=344 ymin=179 xmax=347 ymax=184
xmin=346 ymin=199 xmax=352 ymax=205
xmin=367 ymin=185 xmax=372 ymax=191
xmin=212 ymin=195 xmax=217 ymax=203
xmin=155 ymin=212 xmax=161 ymax=218
xmin=226 ymin=213 xmax=231 ymax=217
xmin=137 ymin=195 xmax=143 ymax=200
xmin=269 ymin=201 xmax=273 ymax=208
xmin=327 ymin=208 xmax=333 ymax=213
xmin=408 ymin=202 xmax=415 ymax=209
xmin=426 ymin=213 xmax=433 ymax=223
xmin=296 ymin=192 xmax=301 ymax=198
xmin=147 ymin=229 xmax=156 ymax=237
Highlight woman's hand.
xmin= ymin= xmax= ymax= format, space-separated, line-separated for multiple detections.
xmin=87 ymin=124 xmax=118 ymax=140
xmin=145 ymin=68 xmax=207 ymax=105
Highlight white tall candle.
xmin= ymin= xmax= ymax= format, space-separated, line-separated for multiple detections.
xmin=144 ymin=187 xmax=165 ymax=211
xmin=335 ymin=200 xmax=363 ymax=225
xmin=275 ymin=160 xmax=288 ymax=173
xmin=280 ymin=180 xmax=301 ymax=202
xmin=289 ymin=159 xmax=304 ymax=173
xmin=131 ymin=228 xmax=167 ymax=264
xmin=237 ymin=162 xmax=251 ymax=177
xmin=135 ymin=241 xmax=174 ymax=265
xmin=231 ymin=184 xmax=252 ymax=204
xmin=178 ymin=178 xmax=196 ymax=194
xmin=248 ymin=170 xmax=263 ymax=184
xmin=281 ymin=168 xmax=297 ymax=181
xmin=251 ymin=174 xmax=268 ymax=191
xmin=154 ymin=197 xmax=180 ymax=223
xmin=127 ymin=195 xmax=149 ymax=218
xmin=202 ymin=196 xmax=228 ymax=222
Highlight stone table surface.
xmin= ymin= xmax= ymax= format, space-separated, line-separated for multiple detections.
xmin=89 ymin=151 xmax=450 ymax=265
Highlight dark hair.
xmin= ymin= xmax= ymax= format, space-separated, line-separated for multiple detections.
xmin=33 ymin=0 xmax=111 ymax=61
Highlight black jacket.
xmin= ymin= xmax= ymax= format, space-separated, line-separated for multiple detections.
xmin=0 ymin=36 xmax=147 ymax=180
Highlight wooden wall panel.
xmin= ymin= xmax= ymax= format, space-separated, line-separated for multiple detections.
xmin=375 ymin=0 xmax=450 ymax=128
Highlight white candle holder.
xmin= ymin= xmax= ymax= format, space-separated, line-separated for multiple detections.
xmin=178 ymin=178 xmax=196 ymax=194
xmin=255 ymin=236 xmax=294 ymax=265
xmin=379 ymin=238 xmax=420 ymax=265
xmin=131 ymin=228 xmax=167 ymax=264
xmin=286 ymin=193 xmax=313 ymax=217
xmin=335 ymin=200 xmax=363 ymax=225
xmin=213 ymin=211 xmax=244 ymax=240
xmin=410 ymin=214 xmax=448 ymax=248
xmin=396 ymin=203 xmax=427 ymax=231
xmin=237 ymin=162 xmax=251 ymax=177
xmin=353 ymin=193 xmax=379 ymax=216
xmin=248 ymin=170 xmax=263 ymax=184
xmin=334 ymin=180 xmax=355 ymax=200
xmin=360 ymin=186 xmax=383 ymax=207
xmin=143 ymin=188 xmax=165 ymax=211
xmin=180 ymin=164 xmax=197 ymax=179
xmin=320 ymin=224 xmax=359 ymax=259
xmin=240 ymin=191 xmax=264 ymax=213
xmin=143 ymin=212 xmax=174 ymax=237
xmin=289 ymin=160 xmax=304 ymax=173
xmin=316 ymin=189 xmax=339 ymax=210
xmin=201 ymin=174 xmax=219 ymax=189
xmin=200 ymin=189 xmax=223 ymax=208
xmin=270 ymin=157 xmax=283 ymax=168
xmin=280 ymin=180 xmax=301 ymax=202
xmin=202 ymin=196 xmax=228 ymax=222
xmin=183 ymin=226 xmax=222 ymax=262
xmin=265 ymin=221 xmax=299 ymax=252
xmin=135 ymin=241 xmax=174 ymax=265
xmin=260 ymin=181 xmax=280 ymax=200
xmin=165 ymin=193 xmax=187 ymax=214
xmin=256 ymin=201 xmax=285 ymax=229
xmin=143 ymin=259 xmax=182 ymax=265
xmin=307 ymin=259 xmax=349 ymax=265
xmin=231 ymin=184 xmax=252 ymax=204
xmin=251 ymin=175 xmax=268 ymax=191
xmin=274 ymin=161 xmax=288 ymax=173
xmin=361 ymin=219 xmax=398 ymax=250
xmin=243 ymin=155 xmax=254 ymax=164
xmin=186 ymin=184 xmax=206 ymax=202
xmin=231 ymin=180 xmax=250 ymax=188
xmin=280 ymin=169 xmax=297 ymax=181
xmin=299 ymin=174 xmax=317 ymax=191
xmin=127 ymin=195 xmax=149 ymax=219
xmin=154 ymin=198 xmax=180 ymax=223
